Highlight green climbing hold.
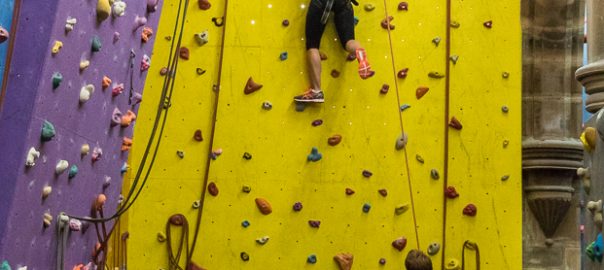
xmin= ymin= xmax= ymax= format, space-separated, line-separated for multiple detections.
xmin=91 ymin=36 xmax=102 ymax=52
xmin=52 ymin=72 xmax=63 ymax=89
xmin=41 ymin=120 xmax=56 ymax=142
xmin=68 ymin=165 xmax=78 ymax=179
xmin=0 ymin=260 xmax=10 ymax=270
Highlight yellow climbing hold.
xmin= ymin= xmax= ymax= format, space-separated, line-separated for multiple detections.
xmin=97 ymin=0 xmax=112 ymax=22
xmin=582 ymin=127 xmax=597 ymax=150
xmin=51 ymin=41 xmax=63 ymax=55
xmin=444 ymin=258 xmax=460 ymax=270
xmin=79 ymin=60 xmax=90 ymax=71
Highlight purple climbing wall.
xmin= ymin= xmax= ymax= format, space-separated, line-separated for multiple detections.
xmin=0 ymin=0 xmax=162 ymax=268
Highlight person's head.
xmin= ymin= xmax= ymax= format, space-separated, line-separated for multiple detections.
xmin=405 ymin=249 xmax=432 ymax=270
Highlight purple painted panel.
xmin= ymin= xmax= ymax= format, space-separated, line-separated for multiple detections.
xmin=0 ymin=0 xmax=163 ymax=269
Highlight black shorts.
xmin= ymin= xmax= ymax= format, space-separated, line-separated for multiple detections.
xmin=305 ymin=0 xmax=355 ymax=50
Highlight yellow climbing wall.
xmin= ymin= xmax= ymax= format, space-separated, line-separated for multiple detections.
xmin=125 ymin=0 xmax=521 ymax=269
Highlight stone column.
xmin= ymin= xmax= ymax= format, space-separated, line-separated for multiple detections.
xmin=522 ymin=0 xmax=584 ymax=269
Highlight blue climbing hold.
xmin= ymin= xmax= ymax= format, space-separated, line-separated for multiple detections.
xmin=280 ymin=52 xmax=288 ymax=61
xmin=307 ymin=254 xmax=317 ymax=264
xmin=242 ymin=220 xmax=250 ymax=228
xmin=68 ymin=165 xmax=78 ymax=179
xmin=400 ymin=104 xmax=411 ymax=112
xmin=121 ymin=162 xmax=128 ymax=175
xmin=363 ymin=203 xmax=371 ymax=213
xmin=307 ymin=147 xmax=322 ymax=162
xmin=596 ymin=233 xmax=603 ymax=262
xmin=0 ymin=260 xmax=10 ymax=270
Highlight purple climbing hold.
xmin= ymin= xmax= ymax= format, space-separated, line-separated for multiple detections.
xmin=362 ymin=170 xmax=373 ymax=178
xmin=111 ymin=108 xmax=123 ymax=126
xmin=312 ymin=119 xmax=323 ymax=126
xmin=308 ymin=220 xmax=321 ymax=228
xmin=147 ymin=0 xmax=159 ymax=12
xmin=282 ymin=19 xmax=290 ymax=27
xmin=379 ymin=258 xmax=386 ymax=265
xmin=293 ymin=202 xmax=303 ymax=211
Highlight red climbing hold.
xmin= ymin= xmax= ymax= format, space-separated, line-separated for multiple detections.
xmin=320 ymin=51 xmax=328 ymax=60
xmin=328 ymin=135 xmax=342 ymax=146
xmin=416 ymin=86 xmax=429 ymax=99
xmin=380 ymin=84 xmax=390 ymax=94
xmin=378 ymin=189 xmax=388 ymax=197
xmin=169 ymin=214 xmax=185 ymax=226
xmin=244 ymin=77 xmax=263 ymax=94
xmin=392 ymin=237 xmax=407 ymax=251
xmin=208 ymin=182 xmax=219 ymax=196
xmin=397 ymin=68 xmax=408 ymax=79
xmin=194 ymin=129 xmax=203 ymax=141
xmin=345 ymin=188 xmax=355 ymax=195
xmin=483 ymin=20 xmax=493 ymax=28
xmin=179 ymin=47 xmax=190 ymax=60
xmin=198 ymin=0 xmax=211 ymax=10
xmin=449 ymin=117 xmax=462 ymax=130
xmin=463 ymin=204 xmax=477 ymax=216
xmin=331 ymin=69 xmax=340 ymax=78
xmin=445 ymin=186 xmax=459 ymax=199
xmin=381 ymin=16 xmax=395 ymax=30
xmin=255 ymin=198 xmax=272 ymax=215
xmin=398 ymin=2 xmax=408 ymax=10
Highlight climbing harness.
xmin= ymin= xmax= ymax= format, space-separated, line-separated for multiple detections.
xmin=320 ymin=0 xmax=335 ymax=24
xmin=166 ymin=214 xmax=191 ymax=270
xmin=381 ymin=0 xmax=421 ymax=250
xmin=461 ymin=241 xmax=480 ymax=270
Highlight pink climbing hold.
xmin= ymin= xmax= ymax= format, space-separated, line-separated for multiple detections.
xmin=92 ymin=147 xmax=103 ymax=162
xmin=141 ymin=54 xmax=151 ymax=71
xmin=463 ymin=204 xmax=477 ymax=216
xmin=198 ymin=0 xmax=211 ymax=10
xmin=391 ymin=237 xmax=407 ymax=251
xmin=0 ymin=26 xmax=9 ymax=43
xmin=112 ymin=83 xmax=124 ymax=96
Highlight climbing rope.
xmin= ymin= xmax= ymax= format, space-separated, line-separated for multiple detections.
xmin=442 ymin=0 xmax=452 ymax=267
xmin=461 ymin=241 xmax=480 ymax=270
xmin=381 ymin=0 xmax=421 ymax=250
xmin=166 ymin=214 xmax=191 ymax=270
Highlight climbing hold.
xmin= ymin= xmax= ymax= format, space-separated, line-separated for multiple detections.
xmin=102 ymin=76 xmax=112 ymax=89
xmin=42 ymin=185 xmax=52 ymax=199
xmin=501 ymin=175 xmax=510 ymax=181
xmin=262 ymin=101 xmax=273 ymax=110
xmin=307 ymin=147 xmax=322 ymax=162
xmin=501 ymin=105 xmax=509 ymax=113
xmin=91 ymin=147 xmax=103 ymax=162
xmin=192 ymin=200 xmax=201 ymax=209
xmin=193 ymin=130 xmax=203 ymax=141
xmin=307 ymin=255 xmax=317 ymax=264
xmin=111 ymin=108 xmax=122 ymax=127
xmin=416 ymin=154 xmax=424 ymax=163
xmin=362 ymin=203 xmax=371 ymax=213
xmin=242 ymin=152 xmax=252 ymax=160
xmin=328 ymin=135 xmax=342 ymax=146
xmin=176 ymin=150 xmax=184 ymax=158
xmin=502 ymin=72 xmax=510 ymax=79
xmin=79 ymin=60 xmax=90 ymax=71
xmin=395 ymin=204 xmax=410 ymax=215
xmin=381 ymin=16 xmax=395 ymax=30
xmin=293 ymin=202 xmax=303 ymax=211
xmin=430 ymin=169 xmax=439 ymax=180
xmin=378 ymin=189 xmax=388 ymax=197
xmin=242 ymin=185 xmax=252 ymax=193
xmin=353 ymin=16 xmax=359 ymax=26
xmin=0 ymin=27 xmax=8 ymax=44
xmin=179 ymin=47 xmax=190 ymax=60
xmin=41 ymin=120 xmax=56 ymax=142
xmin=362 ymin=170 xmax=373 ymax=178
xmin=379 ymin=258 xmax=386 ymax=265
xmin=65 ymin=17 xmax=78 ymax=33
xmin=416 ymin=87 xmax=429 ymax=99
xmin=584 ymin=127 xmax=597 ymax=149
xmin=256 ymin=236 xmax=270 ymax=245
xmin=450 ymin=55 xmax=459 ymax=64
xmin=80 ymin=144 xmax=89 ymax=155
xmin=79 ymin=84 xmax=95 ymax=103
xmin=25 ymin=147 xmax=40 ymax=167
xmin=241 ymin=220 xmax=250 ymax=227
xmin=463 ymin=204 xmax=477 ymax=216
xmin=345 ymin=188 xmax=355 ymax=195
xmin=134 ymin=16 xmax=147 ymax=29
xmin=55 ymin=160 xmax=69 ymax=175
xmin=240 ymin=252 xmax=250 ymax=262
xmin=347 ymin=52 xmax=356 ymax=61
xmin=503 ymin=140 xmax=509 ymax=148
xmin=121 ymin=137 xmax=133 ymax=152
xmin=312 ymin=119 xmax=323 ymax=126
xmin=113 ymin=32 xmax=121 ymax=43
xmin=211 ymin=17 xmax=224 ymax=27
xmin=397 ymin=68 xmax=408 ymax=78
xmin=141 ymin=27 xmax=153 ymax=43
xmin=94 ymin=194 xmax=107 ymax=210
xmin=445 ymin=259 xmax=460 ymax=270
xmin=427 ymin=242 xmax=441 ymax=255
xmin=208 ymin=182 xmax=219 ymax=196
xmin=69 ymin=219 xmax=82 ymax=231
xmin=395 ymin=133 xmax=408 ymax=150
xmin=380 ymin=84 xmax=389 ymax=94
xmin=196 ymin=68 xmax=206 ymax=75
xmin=432 ymin=37 xmax=441 ymax=46
xmin=68 ymin=165 xmax=78 ymax=179
xmin=120 ymin=163 xmax=128 ymax=174
xmin=194 ymin=30 xmax=209 ymax=46
xmin=448 ymin=117 xmax=462 ymax=130
xmin=333 ymin=253 xmax=354 ymax=270
xmin=131 ymin=92 xmax=143 ymax=104
xmin=147 ymin=0 xmax=159 ymax=12
xmin=51 ymin=41 xmax=63 ymax=55
xmin=244 ymin=77 xmax=263 ymax=94
xmin=331 ymin=69 xmax=340 ymax=78
xmin=364 ymin=3 xmax=375 ymax=11
xmin=157 ymin=232 xmax=167 ymax=242
xmin=91 ymin=36 xmax=102 ymax=52
xmin=392 ymin=237 xmax=407 ymax=251
xmin=445 ymin=186 xmax=459 ymax=198
xmin=255 ymin=198 xmax=272 ymax=215
xmin=121 ymin=110 xmax=136 ymax=127
xmin=43 ymin=213 xmax=53 ymax=228
xmin=400 ymin=104 xmax=411 ymax=112
xmin=112 ymin=0 xmax=126 ymax=17
xmin=141 ymin=54 xmax=151 ymax=71
xmin=279 ymin=52 xmax=288 ymax=61
xmin=52 ymin=72 xmax=63 ymax=89
xmin=320 ymin=51 xmax=328 ymax=60
xmin=97 ymin=0 xmax=111 ymax=21
xmin=428 ymin=71 xmax=445 ymax=78
xmin=282 ymin=19 xmax=290 ymax=26
xmin=398 ymin=2 xmax=408 ymax=11
xmin=112 ymin=83 xmax=124 ymax=96
xmin=483 ymin=20 xmax=493 ymax=28
xmin=308 ymin=220 xmax=321 ymax=228
xmin=450 ymin=21 xmax=460 ymax=28
xmin=198 ymin=0 xmax=211 ymax=10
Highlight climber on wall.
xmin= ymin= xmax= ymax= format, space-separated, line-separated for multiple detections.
xmin=405 ymin=250 xmax=433 ymax=270
xmin=294 ymin=0 xmax=375 ymax=103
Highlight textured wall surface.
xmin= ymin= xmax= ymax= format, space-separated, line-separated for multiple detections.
xmin=0 ymin=0 xmax=162 ymax=268
xmin=126 ymin=0 xmax=522 ymax=269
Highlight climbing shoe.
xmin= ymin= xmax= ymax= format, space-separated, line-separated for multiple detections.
xmin=356 ymin=48 xmax=375 ymax=79
xmin=294 ymin=89 xmax=324 ymax=103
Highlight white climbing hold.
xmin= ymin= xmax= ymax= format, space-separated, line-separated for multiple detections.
xmin=55 ymin=160 xmax=69 ymax=175
xmin=43 ymin=212 xmax=53 ymax=227
xmin=17 ymin=267 xmax=27 ymax=270
xmin=256 ymin=236 xmax=270 ymax=245
xmin=79 ymin=84 xmax=95 ymax=103
xmin=42 ymin=185 xmax=52 ymax=199
xmin=112 ymin=0 xmax=126 ymax=17
xmin=65 ymin=17 xmax=77 ymax=32
xmin=25 ymin=147 xmax=40 ymax=167
xmin=81 ymin=144 xmax=90 ymax=156
xmin=194 ymin=30 xmax=209 ymax=46
xmin=79 ymin=60 xmax=90 ymax=71
xmin=134 ymin=15 xmax=147 ymax=30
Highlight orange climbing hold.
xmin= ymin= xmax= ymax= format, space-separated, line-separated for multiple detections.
xmin=244 ymin=77 xmax=263 ymax=94
xmin=416 ymin=86 xmax=429 ymax=99
xmin=328 ymin=134 xmax=342 ymax=146
xmin=141 ymin=27 xmax=153 ymax=43
xmin=121 ymin=110 xmax=137 ymax=127
xmin=333 ymin=253 xmax=354 ymax=270
xmin=255 ymin=198 xmax=272 ymax=215
xmin=102 ymin=76 xmax=112 ymax=89
xmin=94 ymin=194 xmax=107 ymax=210
xmin=122 ymin=137 xmax=133 ymax=151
